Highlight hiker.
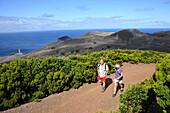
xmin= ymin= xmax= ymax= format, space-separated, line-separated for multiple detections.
xmin=97 ymin=59 xmax=109 ymax=92
xmin=113 ymin=64 xmax=124 ymax=97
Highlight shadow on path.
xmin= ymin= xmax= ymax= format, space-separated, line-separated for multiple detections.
xmin=105 ymin=78 xmax=113 ymax=90
xmin=116 ymin=83 xmax=125 ymax=94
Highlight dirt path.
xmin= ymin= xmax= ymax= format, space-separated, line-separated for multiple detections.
xmin=2 ymin=63 xmax=155 ymax=113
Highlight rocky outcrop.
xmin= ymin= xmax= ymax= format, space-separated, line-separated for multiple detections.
xmin=57 ymin=36 xmax=72 ymax=42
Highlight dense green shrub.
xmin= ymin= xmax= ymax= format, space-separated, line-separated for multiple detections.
xmin=107 ymin=46 xmax=110 ymax=48
xmin=119 ymin=83 xmax=148 ymax=113
xmin=56 ymin=50 xmax=59 ymax=53
xmin=75 ymin=49 xmax=80 ymax=53
xmin=51 ymin=47 xmax=55 ymax=49
xmin=61 ymin=52 xmax=65 ymax=55
xmin=9 ymin=53 xmax=15 ymax=56
xmin=70 ymin=49 xmax=80 ymax=54
xmin=89 ymin=47 xmax=93 ymax=50
xmin=71 ymin=50 xmax=75 ymax=53
xmin=150 ymin=56 xmax=170 ymax=112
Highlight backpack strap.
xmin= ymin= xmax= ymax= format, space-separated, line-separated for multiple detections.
xmin=98 ymin=63 xmax=101 ymax=69
xmin=98 ymin=63 xmax=107 ymax=71
xmin=104 ymin=63 xmax=107 ymax=71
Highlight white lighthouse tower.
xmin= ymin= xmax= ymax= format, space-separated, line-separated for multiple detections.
xmin=18 ymin=48 xmax=22 ymax=54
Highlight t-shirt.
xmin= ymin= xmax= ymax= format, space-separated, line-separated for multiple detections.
xmin=97 ymin=63 xmax=109 ymax=78
xmin=115 ymin=68 xmax=123 ymax=80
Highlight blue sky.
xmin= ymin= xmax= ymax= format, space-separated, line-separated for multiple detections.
xmin=0 ymin=0 xmax=170 ymax=32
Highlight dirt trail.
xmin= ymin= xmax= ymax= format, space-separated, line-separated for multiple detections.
xmin=2 ymin=63 xmax=155 ymax=113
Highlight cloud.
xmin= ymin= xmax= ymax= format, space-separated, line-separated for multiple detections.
xmin=155 ymin=20 xmax=170 ymax=25
xmin=76 ymin=5 xmax=90 ymax=11
xmin=135 ymin=8 xmax=154 ymax=12
xmin=164 ymin=0 xmax=170 ymax=4
xmin=0 ymin=16 xmax=66 ymax=32
xmin=0 ymin=16 xmax=169 ymax=32
xmin=42 ymin=13 xmax=54 ymax=18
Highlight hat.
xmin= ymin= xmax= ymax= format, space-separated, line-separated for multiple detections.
xmin=115 ymin=64 xmax=120 ymax=68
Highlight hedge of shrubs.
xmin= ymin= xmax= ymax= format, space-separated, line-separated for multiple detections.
xmin=0 ymin=49 xmax=169 ymax=111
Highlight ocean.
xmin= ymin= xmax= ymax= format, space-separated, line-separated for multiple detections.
xmin=0 ymin=28 xmax=170 ymax=57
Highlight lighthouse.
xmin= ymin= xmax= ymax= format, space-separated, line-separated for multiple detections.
xmin=18 ymin=48 xmax=22 ymax=54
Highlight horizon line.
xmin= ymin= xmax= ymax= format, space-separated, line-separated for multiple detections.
xmin=0 ymin=28 xmax=170 ymax=34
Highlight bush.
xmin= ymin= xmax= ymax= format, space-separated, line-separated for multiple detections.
xmin=71 ymin=50 xmax=75 ymax=53
xmin=56 ymin=50 xmax=59 ymax=53
xmin=34 ymin=99 xmax=40 ymax=102
xmin=75 ymin=49 xmax=80 ymax=53
xmin=89 ymin=47 xmax=93 ymax=50
xmin=9 ymin=53 xmax=15 ymax=56
xmin=93 ymin=42 xmax=97 ymax=44
xmin=107 ymin=46 xmax=110 ymax=48
xmin=61 ymin=52 xmax=65 ymax=55
xmin=119 ymin=83 xmax=148 ymax=113
xmin=51 ymin=47 xmax=55 ymax=49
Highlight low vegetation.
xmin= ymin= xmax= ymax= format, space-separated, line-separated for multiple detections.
xmin=56 ymin=50 xmax=59 ymax=53
xmin=107 ymin=46 xmax=110 ymax=48
xmin=61 ymin=51 xmax=65 ymax=55
xmin=0 ymin=49 xmax=169 ymax=112
xmin=50 ymin=47 xmax=55 ymax=49
xmin=71 ymin=49 xmax=80 ymax=54
xmin=89 ymin=47 xmax=93 ymax=50
xmin=9 ymin=53 xmax=15 ymax=56
xmin=93 ymin=42 xmax=97 ymax=44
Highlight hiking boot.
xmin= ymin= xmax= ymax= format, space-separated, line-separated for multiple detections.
xmin=121 ymin=88 xmax=124 ymax=92
xmin=112 ymin=94 xmax=116 ymax=97
xmin=101 ymin=87 xmax=105 ymax=92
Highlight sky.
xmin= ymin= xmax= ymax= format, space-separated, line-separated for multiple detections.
xmin=0 ymin=0 xmax=170 ymax=32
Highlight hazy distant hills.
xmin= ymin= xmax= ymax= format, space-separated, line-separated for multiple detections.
xmin=0 ymin=29 xmax=170 ymax=64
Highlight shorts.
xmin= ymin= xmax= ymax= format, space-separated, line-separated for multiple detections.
xmin=98 ymin=74 xmax=106 ymax=82
xmin=114 ymin=79 xmax=123 ymax=84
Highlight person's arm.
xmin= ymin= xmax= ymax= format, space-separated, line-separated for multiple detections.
xmin=105 ymin=64 xmax=109 ymax=76
xmin=116 ymin=72 xmax=123 ymax=80
xmin=105 ymin=70 xmax=109 ymax=76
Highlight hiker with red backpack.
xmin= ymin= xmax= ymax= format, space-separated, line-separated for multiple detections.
xmin=97 ymin=59 xmax=109 ymax=92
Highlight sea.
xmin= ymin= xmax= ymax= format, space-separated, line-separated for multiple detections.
xmin=0 ymin=28 xmax=170 ymax=57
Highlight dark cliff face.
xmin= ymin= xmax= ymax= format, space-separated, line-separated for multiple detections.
xmin=57 ymin=36 xmax=72 ymax=42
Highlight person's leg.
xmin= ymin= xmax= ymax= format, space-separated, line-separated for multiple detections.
xmin=119 ymin=80 xmax=124 ymax=91
xmin=101 ymin=76 xmax=106 ymax=92
xmin=98 ymin=75 xmax=102 ymax=85
xmin=98 ymin=80 xmax=102 ymax=84
xmin=113 ymin=79 xmax=118 ymax=95
xmin=102 ymin=81 xmax=105 ymax=88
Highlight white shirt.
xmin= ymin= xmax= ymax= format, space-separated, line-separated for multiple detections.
xmin=98 ymin=63 xmax=109 ymax=77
